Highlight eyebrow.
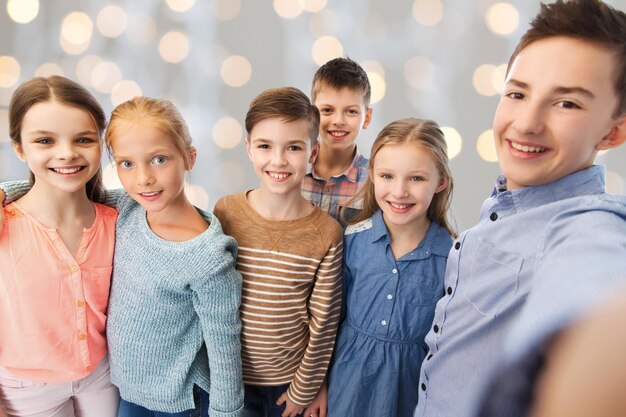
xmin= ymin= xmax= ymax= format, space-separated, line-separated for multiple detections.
xmin=507 ymin=78 xmax=595 ymax=98
xmin=27 ymin=129 xmax=98 ymax=136
xmin=252 ymin=138 xmax=308 ymax=144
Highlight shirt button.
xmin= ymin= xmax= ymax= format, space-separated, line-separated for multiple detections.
xmin=421 ymin=383 xmax=427 ymax=391
xmin=392 ymin=268 xmax=398 ymax=274
xmin=76 ymin=300 xmax=85 ymax=308
xmin=454 ymin=242 xmax=461 ymax=250
xmin=447 ymin=287 xmax=453 ymax=295
xmin=70 ymin=266 xmax=79 ymax=273
xmin=433 ymin=324 xmax=439 ymax=333
xmin=387 ymin=294 xmax=393 ymax=300
xmin=490 ymin=212 xmax=498 ymax=221
xmin=381 ymin=320 xmax=387 ymax=326
xmin=84 ymin=365 xmax=92 ymax=373
xmin=78 ymin=333 xmax=87 ymax=340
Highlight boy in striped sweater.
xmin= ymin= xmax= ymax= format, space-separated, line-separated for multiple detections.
xmin=213 ymin=87 xmax=343 ymax=417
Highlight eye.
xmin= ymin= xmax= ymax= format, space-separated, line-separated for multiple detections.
xmin=556 ymin=100 xmax=581 ymax=109
xmin=506 ymin=92 xmax=524 ymax=100
xmin=36 ymin=138 xmax=53 ymax=144
xmin=152 ymin=155 xmax=167 ymax=165
xmin=118 ymin=161 xmax=133 ymax=169
xmin=76 ymin=137 xmax=96 ymax=144
xmin=257 ymin=144 xmax=270 ymax=149
xmin=288 ymin=145 xmax=303 ymax=151
xmin=347 ymin=109 xmax=360 ymax=115
xmin=380 ymin=173 xmax=392 ymax=180
xmin=319 ymin=107 xmax=333 ymax=114
xmin=410 ymin=176 xmax=425 ymax=182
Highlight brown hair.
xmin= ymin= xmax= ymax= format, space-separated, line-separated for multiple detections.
xmin=105 ymin=97 xmax=194 ymax=169
xmin=245 ymin=87 xmax=320 ymax=145
xmin=344 ymin=118 xmax=456 ymax=238
xmin=508 ymin=0 xmax=626 ymax=117
xmin=9 ymin=76 xmax=106 ymax=202
xmin=311 ymin=57 xmax=371 ymax=107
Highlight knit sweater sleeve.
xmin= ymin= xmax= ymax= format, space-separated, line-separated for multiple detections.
xmin=1 ymin=180 xmax=31 ymax=205
xmin=190 ymin=218 xmax=244 ymax=417
xmin=286 ymin=220 xmax=344 ymax=406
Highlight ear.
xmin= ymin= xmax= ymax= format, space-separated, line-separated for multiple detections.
xmin=596 ymin=115 xmax=626 ymax=151
xmin=246 ymin=137 xmax=253 ymax=161
xmin=435 ymin=175 xmax=449 ymax=194
xmin=309 ymin=141 xmax=319 ymax=164
xmin=362 ymin=107 xmax=373 ymax=129
xmin=187 ymin=147 xmax=197 ymax=170
xmin=12 ymin=142 xmax=26 ymax=162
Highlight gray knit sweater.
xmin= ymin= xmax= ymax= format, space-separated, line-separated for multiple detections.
xmin=1 ymin=183 xmax=244 ymax=416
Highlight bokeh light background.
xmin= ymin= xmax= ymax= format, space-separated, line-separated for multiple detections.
xmin=1 ymin=0 xmax=624 ymax=231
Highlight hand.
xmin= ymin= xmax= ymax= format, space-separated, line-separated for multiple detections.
xmin=303 ymin=381 xmax=327 ymax=417
xmin=276 ymin=391 xmax=306 ymax=417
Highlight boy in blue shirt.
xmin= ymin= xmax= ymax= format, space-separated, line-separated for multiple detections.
xmin=413 ymin=1 xmax=626 ymax=417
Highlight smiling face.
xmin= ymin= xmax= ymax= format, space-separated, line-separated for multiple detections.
xmin=247 ymin=117 xmax=318 ymax=200
xmin=14 ymin=100 xmax=101 ymax=197
xmin=314 ymin=85 xmax=372 ymax=153
xmin=494 ymin=36 xmax=626 ymax=190
xmin=112 ymin=122 xmax=193 ymax=216
xmin=372 ymin=142 xmax=447 ymax=234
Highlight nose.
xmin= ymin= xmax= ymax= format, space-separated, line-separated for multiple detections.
xmin=57 ymin=142 xmax=79 ymax=161
xmin=137 ymin=165 xmax=155 ymax=186
xmin=272 ymin=149 xmax=287 ymax=166
xmin=332 ymin=112 xmax=345 ymax=126
xmin=512 ymin=101 xmax=546 ymax=136
xmin=391 ymin=180 xmax=409 ymax=198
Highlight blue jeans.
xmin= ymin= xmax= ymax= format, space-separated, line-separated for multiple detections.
xmin=118 ymin=386 xmax=209 ymax=417
xmin=243 ymin=384 xmax=304 ymax=417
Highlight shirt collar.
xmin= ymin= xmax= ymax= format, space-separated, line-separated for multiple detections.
xmin=369 ymin=210 xmax=451 ymax=258
xmin=307 ymin=148 xmax=365 ymax=183
xmin=490 ymin=165 xmax=606 ymax=213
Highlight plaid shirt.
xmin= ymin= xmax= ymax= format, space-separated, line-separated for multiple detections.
xmin=302 ymin=151 xmax=369 ymax=223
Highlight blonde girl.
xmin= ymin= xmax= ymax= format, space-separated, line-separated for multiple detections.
xmin=327 ymin=118 xmax=456 ymax=417
xmin=0 ymin=76 xmax=119 ymax=416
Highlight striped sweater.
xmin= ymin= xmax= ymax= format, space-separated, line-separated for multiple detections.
xmin=213 ymin=192 xmax=343 ymax=407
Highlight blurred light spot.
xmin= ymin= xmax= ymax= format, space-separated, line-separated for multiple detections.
xmin=217 ymin=160 xmax=246 ymax=193
xmin=76 ymin=55 xmax=103 ymax=86
xmin=311 ymin=36 xmax=343 ymax=66
xmin=111 ymin=80 xmax=143 ymax=106
xmin=185 ymin=184 xmax=209 ymax=210
xmin=166 ymin=0 xmax=196 ymax=13
xmin=310 ymin=9 xmax=339 ymax=37
xmin=97 ymin=5 xmax=127 ymax=38
xmin=274 ymin=0 xmax=304 ymax=19
xmin=159 ymin=31 xmax=190 ymax=63
xmin=486 ymin=3 xmax=519 ymax=36
xmin=59 ymin=36 xmax=90 ymax=55
xmin=220 ymin=55 xmax=252 ymax=87
xmin=35 ymin=63 xmax=64 ymax=77
xmin=367 ymin=72 xmax=386 ymax=105
xmin=212 ymin=0 xmax=241 ymax=20
xmin=476 ymin=129 xmax=498 ymax=162
xmin=412 ymin=0 xmax=444 ymax=27
xmin=102 ymin=162 xmax=123 ymax=189
xmin=605 ymin=170 xmax=624 ymax=194
xmin=91 ymin=61 xmax=122 ymax=94
xmin=404 ymin=56 xmax=435 ymax=89
xmin=0 ymin=89 xmax=12 ymax=106
xmin=61 ymin=12 xmax=93 ymax=45
xmin=213 ymin=117 xmax=243 ymax=149
xmin=441 ymin=127 xmax=462 ymax=160
xmin=126 ymin=14 xmax=157 ymax=45
xmin=0 ymin=56 xmax=21 ymax=89
xmin=7 ymin=0 xmax=39 ymax=24
xmin=0 ymin=109 xmax=9 ymax=142
xmin=301 ymin=0 xmax=327 ymax=13
xmin=492 ymin=64 xmax=507 ymax=94
xmin=363 ymin=60 xmax=385 ymax=79
xmin=473 ymin=64 xmax=498 ymax=96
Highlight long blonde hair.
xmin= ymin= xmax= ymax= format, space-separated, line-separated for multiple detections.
xmin=343 ymin=118 xmax=456 ymax=238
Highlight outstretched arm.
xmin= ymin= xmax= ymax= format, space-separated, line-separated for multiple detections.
xmin=530 ymin=293 xmax=626 ymax=417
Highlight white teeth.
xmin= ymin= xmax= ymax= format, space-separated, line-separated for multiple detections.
xmin=389 ymin=202 xmax=414 ymax=209
xmin=511 ymin=141 xmax=545 ymax=153
xmin=269 ymin=172 xmax=289 ymax=179
xmin=329 ymin=131 xmax=348 ymax=137
xmin=141 ymin=192 xmax=159 ymax=196
xmin=52 ymin=167 xmax=82 ymax=174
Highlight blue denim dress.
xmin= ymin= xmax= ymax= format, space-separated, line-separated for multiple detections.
xmin=327 ymin=210 xmax=452 ymax=417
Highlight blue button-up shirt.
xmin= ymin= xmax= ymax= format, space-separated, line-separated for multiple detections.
xmin=414 ymin=165 xmax=625 ymax=417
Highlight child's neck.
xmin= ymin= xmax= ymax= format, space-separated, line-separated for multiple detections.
xmin=314 ymin=143 xmax=357 ymax=181
xmin=247 ymin=188 xmax=314 ymax=221
xmin=18 ymin=182 xmax=94 ymax=229
xmin=387 ymin=216 xmax=431 ymax=260
xmin=146 ymin=197 xmax=208 ymax=242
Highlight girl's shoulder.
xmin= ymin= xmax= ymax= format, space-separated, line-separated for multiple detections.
xmin=344 ymin=216 xmax=374 ymax=236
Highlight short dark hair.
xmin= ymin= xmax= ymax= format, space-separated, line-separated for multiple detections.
xmin=311 ymin=57 xmax=371 ymax=107
xmin=245 ymin=87 xmax=320 ymax=144
xmin=508 ymin=0 xmax=626 ymax=116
